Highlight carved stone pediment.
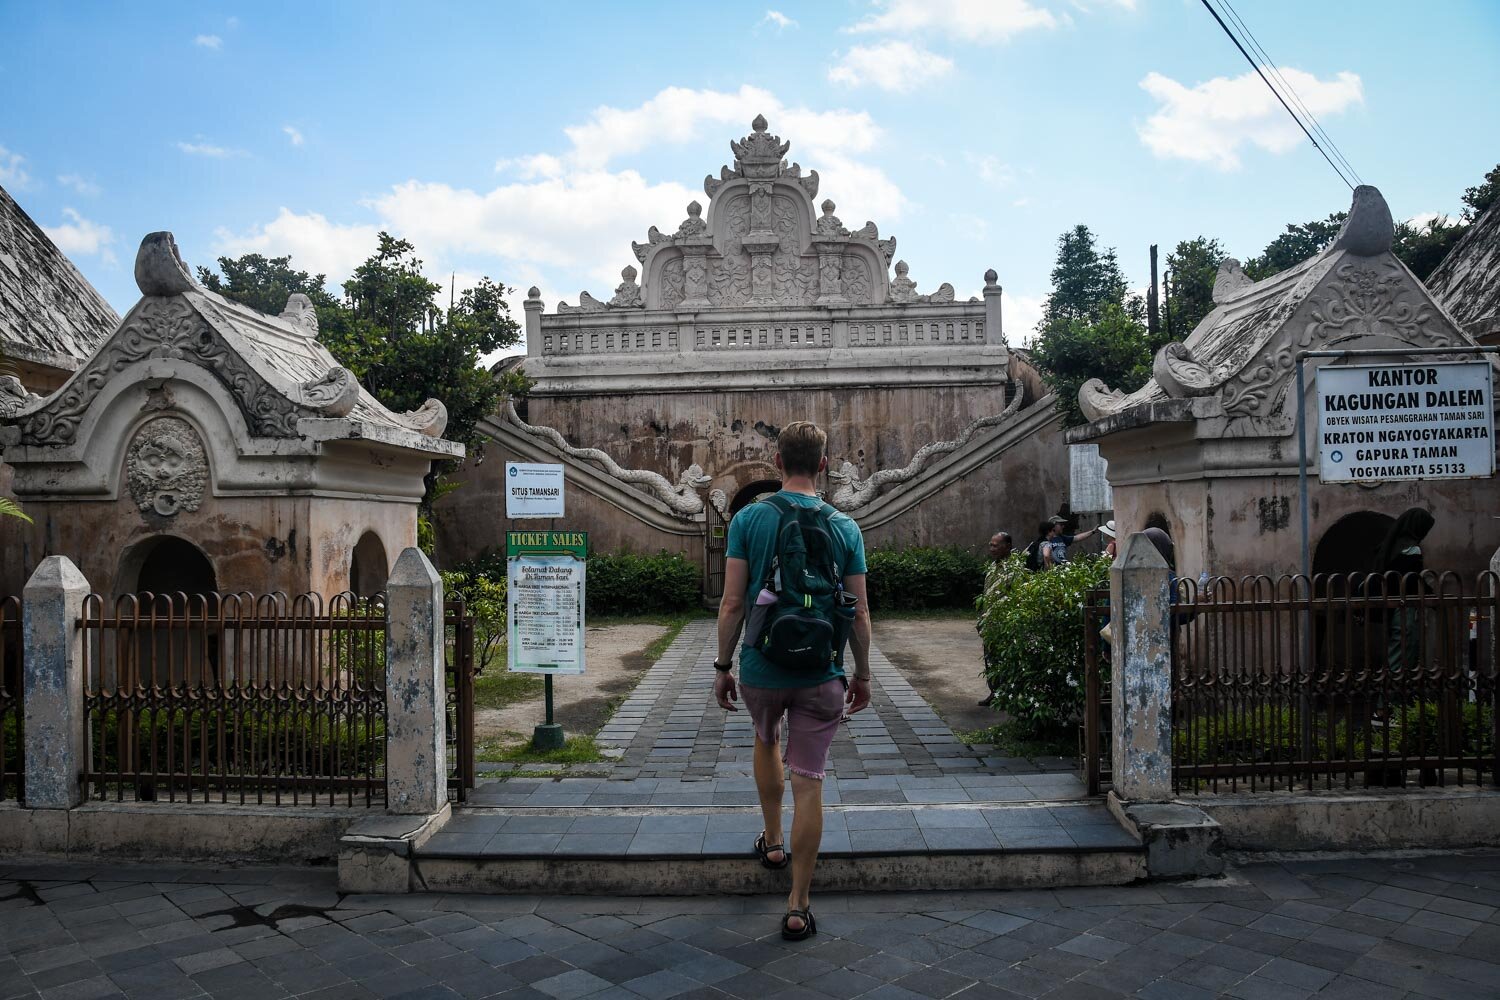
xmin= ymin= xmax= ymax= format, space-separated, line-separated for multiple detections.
xmin=549 ymin=116 xmax=987 ymax=314
xmin=126 ymin=416 xmax=208 ymax=517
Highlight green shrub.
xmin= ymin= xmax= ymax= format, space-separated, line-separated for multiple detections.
xmin=440 ymin=570 xmax=506 ymax=675
xmin=865 ymin=546 xmax=987 ymax=611
xmin=587 ymin=551 xmax=701 ymax=615
xmin=978 ymin=554 xmax=1110 ymax=727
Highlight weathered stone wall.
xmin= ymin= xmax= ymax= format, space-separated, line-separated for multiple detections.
xmin=524 ymin=382 xmax=1011 ymax=502
xmin=1109 ymin=474 xmax=1500 ymax=582
xmin=0 ymin=493 xmax=416 ymax=603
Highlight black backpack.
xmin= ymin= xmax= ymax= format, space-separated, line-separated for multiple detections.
xmin=1023 ymin=539 xmax=1044 ymax=572
xmin=748 ymin=494 xmax=850 ymax=671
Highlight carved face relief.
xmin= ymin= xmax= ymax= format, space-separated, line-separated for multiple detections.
xmin=126 ymin=417 xmax=209 ymax=517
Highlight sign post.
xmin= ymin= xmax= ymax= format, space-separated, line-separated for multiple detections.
xmin=507 ymin=530 xmax=587 ymax=751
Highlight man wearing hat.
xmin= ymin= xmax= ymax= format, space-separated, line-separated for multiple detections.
xmin=1044 ymin=515 xmax=1101 ymax=568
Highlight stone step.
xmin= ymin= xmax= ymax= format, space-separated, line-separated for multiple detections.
xmin=407 ymin=801 xmax=1145 ymax=895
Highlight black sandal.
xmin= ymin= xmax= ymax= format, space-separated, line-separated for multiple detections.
xmin=754 ymin=832 xmax=789 ymax=870
xmin=781 ymin=907 xmax=816 ymax=941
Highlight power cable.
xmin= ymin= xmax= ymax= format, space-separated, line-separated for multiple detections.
xmin=1197 ymin=0 xmax=1355 ymax=190
xmin=1217 ymin=0 xmax=1363 ymax=186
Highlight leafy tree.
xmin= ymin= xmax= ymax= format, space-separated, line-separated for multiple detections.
xmin=196 ymin=254 xmax=339 ymax=316
xmin=1392 ymin=215 xmax=1467 ymax=281
xmin=1462 ymin=163 xmax=1500 ymax=221
xmin=1041 ymin=225 xmax=1129 ymax=325
xmin=200 ymin=233 xmax=524 ymax=451
xmin=1032 ymin=303 xmax=1153 ymax=426
xmin=1164 ymin=237 xmax=1227 ymax=336
xmin=1243 ymin=213 xmax=1346 ymax=281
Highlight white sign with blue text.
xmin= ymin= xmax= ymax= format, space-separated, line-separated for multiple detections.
xmin=505 ymin=462 xmax=566 ymax=518
xmin=1316 ymin=361 xmax=1494 ymax=483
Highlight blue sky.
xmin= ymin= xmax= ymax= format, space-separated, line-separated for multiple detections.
xmin=3 ymin=0 xmax=1497 ymax=353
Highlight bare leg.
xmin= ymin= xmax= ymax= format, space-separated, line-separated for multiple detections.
xmin=786 ymin=772 xmax=823 ymax=930
xmin=752 ymin=736 xmax=785 ymax=863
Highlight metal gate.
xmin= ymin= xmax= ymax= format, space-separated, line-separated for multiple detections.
xmin=1082 ymin=588 xmax=1112 ymax=794
xmin=703 ymin=498 xmax=727 ymax=602
xmin=446 ymin=600 xmax=476 ymax=801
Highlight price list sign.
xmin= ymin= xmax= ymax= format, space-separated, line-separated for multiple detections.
xmin=1317 ymin=361 xmax=1494 ymax=483
xmin=506 ymin=531 xmax=587 ymax=675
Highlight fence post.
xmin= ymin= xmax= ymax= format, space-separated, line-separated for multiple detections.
xmin=22 ymin=556 xmax=89 ymax=809
xmin=1111 ymin=532 xmax=1173 ymax=801
xmin=384 ymin=547 xmax=446 ymax=815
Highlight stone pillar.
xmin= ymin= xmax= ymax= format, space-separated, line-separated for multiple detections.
xmin=813 ymin=240 xmax=847 ymax=306
xmin=22 ymin=556 xmax=89 ymax=809
xmin=983 ymin=269 xmax=1005 ymax=345
xmin=679 ymin=241 xmax=712 ymax=309
xmin=385 ymin=547 xmax=446 ymax=815
xmin=523 ymin=286 xmax=544 ymax=357
xmin=744 ymin=237 xmax=779 ymax=305
xmin=1111 ymin=532 xmax=1173 ymax=801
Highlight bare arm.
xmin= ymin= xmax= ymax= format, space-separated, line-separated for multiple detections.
xmin=716 ymin=557 xmax=748 ymax=664
xmin=843 ymin=573 xmax=872 ymax=680
xmin=714 ymin=558 xmax=748 ymax=711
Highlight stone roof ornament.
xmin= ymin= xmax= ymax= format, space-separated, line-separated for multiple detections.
xmin=1211 ymin=259 xmax=1253 ymax=304
xmin=1073 ymin=183 xmax=1476 ymax=436
xmin=278 ymin=292 xmax=320 ymax=335
xmin=705 ymin=116 xmax=819 ymax=200
xmin=135 ymin=231 xmax=199 ymax=296
xmin=815 ymin=200 xmax=849 ymax=238
xmin=674 ymin=201 xmax=707 ymax=238
xmin=887 ymin=260 xmax=955 ymax=305
xmin=607 ymin=266 xmax=643 ymax=308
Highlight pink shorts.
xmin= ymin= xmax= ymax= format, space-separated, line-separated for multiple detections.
xmin=740 ymin=679 xmax=845 ymax=780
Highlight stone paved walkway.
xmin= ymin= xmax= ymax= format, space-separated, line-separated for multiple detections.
xmin=4 ymin=852 xmax=1500 ymax=998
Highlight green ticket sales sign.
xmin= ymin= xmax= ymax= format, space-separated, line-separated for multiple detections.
xmin=506 ymin=531 xmax=588 ymax=675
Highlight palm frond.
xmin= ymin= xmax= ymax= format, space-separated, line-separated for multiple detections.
xmin=0 ymin=497 xmax=33 ymax=524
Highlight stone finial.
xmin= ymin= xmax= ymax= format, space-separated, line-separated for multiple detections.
xmin=1211 ymin=259 xmax=1252 ymax=303
xmin=527 ymin=286 xmax=541 ymax=300
xmin=821 ymin=199 xmax=836 ymax=215
xmin=895 ymin=261 xmax=910 ymax=278
xmin=135 ymin=231 xmax=199 ymax=297
xmin=674 ymin=201 xmax=707 ymax=238
xmin=621 ymin=265 xmax=636 ymax=282
xmin=1333 ymin=185 xmax=1394 ymax=257
xmin=984 ymin=268 xmax=999 ymax=287
xmin=751 ymin=114 xmax=768 ymax=133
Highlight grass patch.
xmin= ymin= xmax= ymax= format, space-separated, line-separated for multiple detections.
xmin=472 ymin=668 xmax=543 ymax=711
xmin=476 ymin=734 xmax=606 ymax=765
xmin=956 ymin=720 xmax=1076 ymax=759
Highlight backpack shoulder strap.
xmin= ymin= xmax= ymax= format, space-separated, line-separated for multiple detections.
xmin=759 ymin=493 xmax=794 ymax=514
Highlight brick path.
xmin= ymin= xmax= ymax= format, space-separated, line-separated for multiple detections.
xmin=4 ymin=852 xmax=1500 ymax=998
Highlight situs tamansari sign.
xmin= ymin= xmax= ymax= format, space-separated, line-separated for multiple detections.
xmin=1316 ymin=361 xmax=1494 ymax=483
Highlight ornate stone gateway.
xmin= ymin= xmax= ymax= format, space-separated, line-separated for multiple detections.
xmin=437 ymin=118 xmax=1070 ymax=568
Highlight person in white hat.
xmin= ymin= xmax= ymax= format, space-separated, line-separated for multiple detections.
xmin=1099 ymin=519 xmax=1117 ymax=560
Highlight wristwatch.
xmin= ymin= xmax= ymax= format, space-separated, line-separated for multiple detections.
xmin=713 ymin=660 xmax=732 ymax=673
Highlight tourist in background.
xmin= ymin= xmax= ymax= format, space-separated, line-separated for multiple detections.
xmin=977 ymin=531 xmax=1013 ymax=707
xmin=1044 ymin=514 xmax=1100 ymax=567
xmin=1100 ymin=519 xmax=1117 ymax=560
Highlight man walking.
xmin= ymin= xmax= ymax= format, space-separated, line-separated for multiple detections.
xmin=977 ymin=531 xmax=1012 ymax=707
xmin=713 ymin=420 xmax=871 ymax=941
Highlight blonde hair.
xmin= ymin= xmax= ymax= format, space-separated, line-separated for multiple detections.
xmin=778 ymin=421 xmax=827 ymax=477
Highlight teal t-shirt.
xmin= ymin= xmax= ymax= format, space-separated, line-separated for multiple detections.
xmin=726 ymin=490 xmax=867 ymax=689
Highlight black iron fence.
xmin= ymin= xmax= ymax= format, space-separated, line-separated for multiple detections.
xmin=445 ymin=599 xmax=476 ymax=802
xmin=1172 ymin=572 xmax=1498 ymax=794
xmin=79 ymin=591 xmax=389 ymax=806
xmin=1 ymin=596 xmax=21 ymax=802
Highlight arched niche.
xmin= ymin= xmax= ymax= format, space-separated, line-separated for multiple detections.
xmin=730 ymin=479 xmax=783 ymax=515
xmin=114 ymin=535 xmax=219 ymax=688
xmin=1315 ymin=510 xmax=1396 ymax=579
xmin=349 ymin=531 xmax=389 ymax=597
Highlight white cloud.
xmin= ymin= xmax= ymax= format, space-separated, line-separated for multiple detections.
xmin=0 ymin=145 xmax=30 ymax=188
xmin=57 ymin=173 xmax=101 ymax=196
xmin=283 ymin=125 xmax=304 ymax=147
xmin=1137 ymin=67 xmax=1363 ymax=170
xmin=212 ymin=208 xmax=380 ymax=286
xmin=42 ymin=208 xmax=116 ymax=264
xmin=1005 ymin=292 xmax=1047 ymax=345
xmin=849 ymin=0 xmax=1056 ymax=44
xmin=967 ymin=152 xmax=1014 ymax=186
xmin=761 ymin=10 xmax=797 ymax=30
xmin=176 ymin=138 xmax=245 ymax=158
xmin=194 ymin=34 xmax=222 ymax=49
xmin=828 ymin=41 xmax=954 ymax=93
xmin=217 ymin=85 xmax=908 ymax=323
